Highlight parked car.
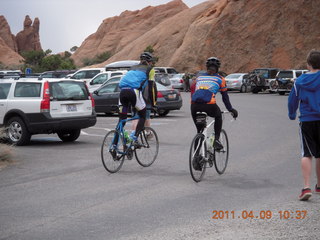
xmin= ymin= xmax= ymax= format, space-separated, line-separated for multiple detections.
xmin=169 ymin=73 xmax=185 ymax=90
xmin=154 ymin=67 xmax=179 ymax=76
xmin=270 ymin=69 xmax=309 ymax=95
xmin=93 ymin=80 xmax=182 ymax=116
xmin=0 ymin=78 xmax=96 ymax=145
xmin=245 ymin=68 xmax=281 ymax=93
xmin=225 ymin=73 xmax=249 ymax=93
xmin=38 ymin=70 xmax=77 ymax=79
xmin=69 ymin=68 xmax=105 ymax=85
xmin=155 ymin=73 xmax=173 ymax=88
xmin=105 ymin=60 xmax=140 ymax=71
xmin=88 ymin=71 xmax=127 ymax=93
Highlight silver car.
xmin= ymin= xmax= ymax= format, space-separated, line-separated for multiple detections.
xmin=168 ymin=73 xmax=185 ymax=90
xmin=225 ymin=73 xmax=248 ymax=93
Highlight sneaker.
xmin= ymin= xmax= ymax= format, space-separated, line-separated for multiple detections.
xmin=214 ymin=139 xmax=223 ymax=151
xmin=315 ymin=184 xmax=320 ymax=194
xmin=192 ymin=155 xmax=203 ymax=171
xmin=299 ymin=188 xmax=312 ymax=201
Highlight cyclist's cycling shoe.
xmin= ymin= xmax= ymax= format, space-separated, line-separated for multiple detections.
xmin=132 ymin=140 xmax=143 ymax=149
xmin=192 ymin=155 xmax=203 ymax=171
xmin=110 ymin=145 xmax=118 ymax=160
xmin=214 ymin=139 xmax=223 ymax=151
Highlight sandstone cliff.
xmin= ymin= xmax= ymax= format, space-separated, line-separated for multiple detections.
xmin=72 ymin=0 xmax=320 ymax=73
xmin=0 ymin=37 xmax=24 ymax=66
xmin=0 ymin=15 xmax=18 ymax=52
xmin=71 ymin=0 xmax=188 ymax=66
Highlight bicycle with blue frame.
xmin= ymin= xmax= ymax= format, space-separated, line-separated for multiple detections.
xmin=101 ymin=109 xmax=159 ymax=173
xmin=189 ymin=111 xmax=231 ymax=182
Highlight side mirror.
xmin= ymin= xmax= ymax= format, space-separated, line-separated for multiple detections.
xmin=93 ymin=90 xmax=98 ymax=95
xmin=89 ymin=81 xmax=93 ymax=85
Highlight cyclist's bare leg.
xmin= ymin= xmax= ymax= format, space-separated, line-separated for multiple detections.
xmin=316 ymin=158 xmax=320 ymax=187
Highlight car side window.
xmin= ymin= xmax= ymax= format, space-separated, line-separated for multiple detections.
xmin=98 ymin=83 xmax=118 ymax=94
xmin=0 ymin=83 xmax=12 ymax=99
xmin=72 ymin=71 xmax=86 ymax=79
xmin=86 ymin=70 xmax=100 ymax=79
xmin=296 ymin=71 xmax=302 ymax=77
xmin=14 ymin=83 xmax=41 ymax=97
xmin=93 ymin=74 xmax=108 ymax=84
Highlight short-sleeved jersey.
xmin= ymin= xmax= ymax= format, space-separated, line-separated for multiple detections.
xmin=194 ymin=72 xmax=227 ymax=104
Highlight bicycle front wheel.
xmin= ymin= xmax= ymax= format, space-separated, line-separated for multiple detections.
xmin=214 ymin=129 xmax=229 ymax=174
xmin=135 ymin=127 xmax=159 ymax=167
xmin=189 ymin=133 xmax=207 ymax=182
xmin=101 ymin=130 xmax=125 ymax=173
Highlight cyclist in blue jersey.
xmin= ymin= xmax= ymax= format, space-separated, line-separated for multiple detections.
xmin=191 ymin=57 xmax=238 ymax=151
xmin=118 ymin=52 xmax=155 ymax=146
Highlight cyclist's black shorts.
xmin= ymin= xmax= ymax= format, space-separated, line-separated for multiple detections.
xmin=191 ymin=103 xmax=222 ymax=120
xmin=300 ymin=120 xmax=320 ymax=158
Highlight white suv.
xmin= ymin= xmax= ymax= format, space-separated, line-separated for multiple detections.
xmin=69 ymin=68 xmax=105 ymax=85
xmin=0 ymin=78 xmax=96 ymax=145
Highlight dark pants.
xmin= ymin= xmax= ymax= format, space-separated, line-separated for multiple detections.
xmin=119 ymin=89 xmax=146 ymax=137
xmin=191 ymin=103 xmax=222 ymax=139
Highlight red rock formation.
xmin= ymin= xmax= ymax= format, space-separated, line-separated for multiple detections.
xmin=0 ymin=15 xmax=18 ymax=52
xmin=0 ymin=37 xmax=24 ymax=66
xmin=16 ymin=15 xmax=42 ymax=53
xmin=75 ymin=0 xmax=320 ymax=73
xmin=71 ymin=0 xmax=188 ymax=66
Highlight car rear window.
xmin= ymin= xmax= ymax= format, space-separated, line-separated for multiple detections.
xmin=0 ymin=83 xmax=12 ymax=99
xmin=50 ymin=81 xmax=89 ymax=101
xmin=14 ymin=82 xmax=41 ymax=97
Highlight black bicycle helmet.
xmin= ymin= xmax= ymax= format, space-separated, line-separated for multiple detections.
xmin=140 ymin=52 xmax=154 ymax=62
xmin=206 ymin=57 xmax=221 ymax=68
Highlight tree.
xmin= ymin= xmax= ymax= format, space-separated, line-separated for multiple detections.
xmin=70 ymin=46 xmax=78 ymax=52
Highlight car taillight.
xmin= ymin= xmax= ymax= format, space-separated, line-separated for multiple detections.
xmin=90 ymin=93 xmax=95 ymax=108
xmin=84 ymin=84 xmax=95 ymax=108
xmin=157 ymin=91 xmax=164 ymax=98
xmin=179 ymin=79 xmax=183 ymax=83
xmin=40 ymin=81 xmax=50 ymax=112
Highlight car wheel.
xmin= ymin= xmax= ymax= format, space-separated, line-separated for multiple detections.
xmin=240 ymin=84 xmax=247 ymax=93
xmin=6 ymin=117 xmax=31 ymax=146
xmin=251 ymin=87 xmax=260 ymax=94
xmin=57 ymin=129 xmax=81 ymax=142
xmin=157 ymin=109 xmax=170 ymax=117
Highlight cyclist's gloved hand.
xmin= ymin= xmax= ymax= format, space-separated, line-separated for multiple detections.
xmin=229 ymin=108 xmax=238 ymax=119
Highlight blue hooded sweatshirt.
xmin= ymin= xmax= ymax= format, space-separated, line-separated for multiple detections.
xmin=288 ymin=71 xmax=320 ymax=121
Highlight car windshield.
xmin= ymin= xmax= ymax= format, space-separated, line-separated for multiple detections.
xmin=277 ymin=71 xmax=293 ymax=78
xmin=50 ymin=81 xmax=89 ymax=100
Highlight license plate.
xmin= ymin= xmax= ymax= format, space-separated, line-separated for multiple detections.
xmin=66 ymin=104 xmax=77 ymax=112
xmin=168 ymin=94 xmax=176 ymax=99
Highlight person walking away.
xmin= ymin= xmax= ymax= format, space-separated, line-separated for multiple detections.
xmin=183 ymin=73 xmax=191 ymax=92
xmin=190 ymin=57 xmax=238 ymax=170
xmin=288 ymin=49 xmax=320 ymax=201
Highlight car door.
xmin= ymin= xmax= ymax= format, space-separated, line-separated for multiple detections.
xmin=0 ymin=83 xmax=11 ymax=124
xmin=94 ymin=82 xmax=120 ymax=113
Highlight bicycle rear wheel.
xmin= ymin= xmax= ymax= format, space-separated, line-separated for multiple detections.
xmin=189 ymin=133 xmax=207 ymax=182
xmin=101 ymin=130 xmax=125 ymax=173
xmin=135 ymin=127 xmax=159 ymax=167
xmin=214 ymin=129 xmax=229 ymax=174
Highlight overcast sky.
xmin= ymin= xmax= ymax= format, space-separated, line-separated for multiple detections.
xmin=2 ymin=0 xmax=206 ymax=53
